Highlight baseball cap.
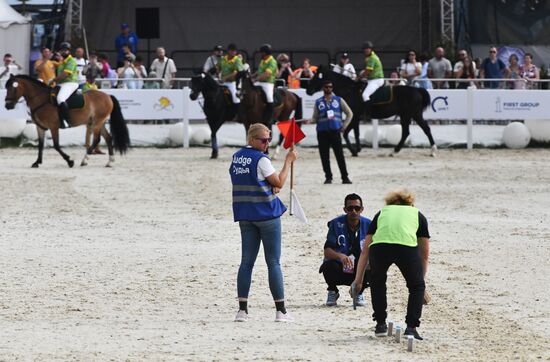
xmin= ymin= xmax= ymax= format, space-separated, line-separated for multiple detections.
xmin=213 ymin=45 xmax=223 ymax=51
xmin=341 ymin=53 xmax=349 ymax=58
xmin=121 ymin=23 xmax=129 ymax=29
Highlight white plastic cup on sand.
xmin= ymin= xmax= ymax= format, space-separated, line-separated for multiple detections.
xmin=395 ymin=325 xmax=401 ymax=342
xmin=407 ymin=335 xmax=414 ymax=352
xmin=387 ymin=321 xmax=393 ymax=336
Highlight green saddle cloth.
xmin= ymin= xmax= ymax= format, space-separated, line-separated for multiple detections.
xmin=66 ymin=91 xmax=85 ymax=109
xmin=370 ymin=86 xmax=393 ymax=105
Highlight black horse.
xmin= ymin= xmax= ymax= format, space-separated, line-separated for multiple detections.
xmin=189 ymin=72 xmax=239 ymax=159
xmin=307 ymin=65 xmax=436 ymax=156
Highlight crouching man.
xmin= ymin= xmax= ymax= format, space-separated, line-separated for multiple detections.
xmin=319 ymin=193 xmax=371 ymax=306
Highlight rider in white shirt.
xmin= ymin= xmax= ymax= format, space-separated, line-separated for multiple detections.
xmin=332 ymin=53 xmax=356 ymax=80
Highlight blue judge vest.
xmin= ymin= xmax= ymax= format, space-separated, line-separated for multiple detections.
xmin=229 ymin=147 xmax=287 ymax=222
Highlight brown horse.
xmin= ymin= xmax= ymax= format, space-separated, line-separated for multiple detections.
xmin=4 ymin=74 xmax=130 ymax=168
xmin=236 ymin=70 xmax=302 ymax=131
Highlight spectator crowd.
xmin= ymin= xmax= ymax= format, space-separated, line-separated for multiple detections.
xmin=0 ymin=21 xmax=544 ymax=91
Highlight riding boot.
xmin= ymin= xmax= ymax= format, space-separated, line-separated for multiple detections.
xmin=263 ymin=103 xmax=274 ymax=124
xmin=59 ymin=102 xmax=71 ymax=128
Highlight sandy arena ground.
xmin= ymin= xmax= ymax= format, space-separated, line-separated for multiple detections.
xmin=0 ymin=146 xmax=549 ymax=361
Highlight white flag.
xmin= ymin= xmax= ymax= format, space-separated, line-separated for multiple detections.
xmin=290 ymin=189 xmax=308 ymax=224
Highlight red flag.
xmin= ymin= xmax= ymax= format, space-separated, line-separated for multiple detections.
xmin=277 ymin=118 xmax=306 ymax=149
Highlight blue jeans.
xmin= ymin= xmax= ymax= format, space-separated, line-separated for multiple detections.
xmin=237 ymin=218 xmax=284 ymax=300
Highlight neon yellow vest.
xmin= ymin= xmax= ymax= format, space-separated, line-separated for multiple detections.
xmin=371 ymin=205 xmax=419 ymax=247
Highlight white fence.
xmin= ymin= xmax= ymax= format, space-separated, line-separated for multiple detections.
xmin=1 ymin=87 xmax=549 ymax=149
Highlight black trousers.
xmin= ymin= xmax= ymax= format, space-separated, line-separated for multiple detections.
xmin=369 ymin=243 xmax=425 ymax=328
xmin=317 ymin=130 xmax=348 ymax=180
xmin=321 ymin=259 xmax=370 ymax=293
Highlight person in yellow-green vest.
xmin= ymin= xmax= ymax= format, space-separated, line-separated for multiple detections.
xmin=353 ymin=188 xmax=430 ymax=341
xmin=217 ymin=43 xmax=244 ymax=116
xmin=253 ymin=44 xmax=278 ymax=123
xmin=358 ymin=41 xmax=385 ymax=119
xmin=49 ymin=42 xmax=79 ymax=128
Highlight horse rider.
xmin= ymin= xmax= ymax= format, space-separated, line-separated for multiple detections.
xmin=203 ymin=45 xmax=223 ymax=77
xmin=49 ymin=42 xmax=78 ymax=128
xmin=218 ymin=43 xmax=244 ymax=116
xmin=253 ymin=43 xmax=278 ymax=123
xmin=359 ymin=41 xmax=385 ymax=118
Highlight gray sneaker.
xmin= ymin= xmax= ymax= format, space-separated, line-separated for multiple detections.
xmin=355 ymin=293 xmax=366 ymax=307
xmin=326 ymin=290 xmax=340 ymax=306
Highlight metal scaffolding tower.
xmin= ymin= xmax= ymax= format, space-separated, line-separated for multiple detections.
xmin=440 ymin=0 xmax=454 ymax=43
xmin=64 ymin=0 xmax=83 ymax=41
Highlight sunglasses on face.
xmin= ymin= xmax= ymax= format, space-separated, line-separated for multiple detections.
xmin=323 ymin=85 xmax=333 ymax=89
xmin=489 ymin=50 xmax=497 ymax=53
xmin=256 ymin=137 xmax=272 ymax=144
xmin=408 ymin=53 xmax=415 ymax=56
xmin=345 ymin=205 xmax=362 ymax=212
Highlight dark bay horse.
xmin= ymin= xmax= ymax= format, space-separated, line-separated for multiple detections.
xmin=236 ymin=70 xmax=302 ymax=132
xmin=307 ymin=65 xmax=436 ymax=156
xmin=4 ymin=74 xmax=130 ymax=167
xmin=189 ymin=72 xmax=239 ymax=159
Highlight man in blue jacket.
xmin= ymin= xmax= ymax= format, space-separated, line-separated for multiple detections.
xmin=115 ymin=23 xmax=139 ymax=68
xmin=319 ymin=193 xmax=371 ymax=306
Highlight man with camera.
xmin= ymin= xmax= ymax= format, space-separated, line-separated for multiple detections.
xmin=0 ymin=53 xmax=22 ymax=89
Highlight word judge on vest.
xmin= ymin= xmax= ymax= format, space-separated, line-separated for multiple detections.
xmin=352 ymin=188 xmax=431 ymax=341
xmin=229 ymin=123 xmax=298 ymax=323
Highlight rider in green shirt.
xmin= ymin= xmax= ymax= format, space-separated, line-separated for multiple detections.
xmin=50 ymin=42 xmax=79 ymax=127
xmin=359 ymin=41 xmax=385 ymax=117
xmin=217 ymin=43 xmax=243 ymax=114
xmin=253 ymin=44 xmax=278 ymax=123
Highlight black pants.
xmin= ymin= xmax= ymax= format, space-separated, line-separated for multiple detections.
xmin=317 ymin=130 xmax=348 ymax=181
xmin=321 ymin=259 xmax=369 ymax=293
xmin=369 ymin=244 xmax=425 ymax=327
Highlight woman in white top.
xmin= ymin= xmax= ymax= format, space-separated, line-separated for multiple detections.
xmin=117 ymin=56 xmax=139 ymax=89
xmin=520 ymin=53 xmax=540 ymax=90
xmin=332 ymin=53 xmax=356 ymax=80
xmin=400 ymin=50 xmax=422 ymax=85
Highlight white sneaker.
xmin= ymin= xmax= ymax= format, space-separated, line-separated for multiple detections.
xmin=275 ymin=311 xmax=294 ymax=322
xmin=234 ymin=309 xmax=248 ymax=322
xmin=355 ymin=293 xmax=366 ymax=307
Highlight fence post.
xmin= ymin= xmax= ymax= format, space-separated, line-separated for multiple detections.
xmin=182 ymin=87 xmax=190 ymax=149
xmin=467 ymin=85 xmax=474 ymax=150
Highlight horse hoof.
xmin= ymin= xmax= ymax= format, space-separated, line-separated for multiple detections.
xmin=31 ymin=163 xmax=39 ymax=168
xmin=351 ymin=152 xmax=358 ymax=157
xmin=210 ymin=150 xmax=218 ymax=159
xmin=80 ymin=161 xmax=87 ymax=167
xmin=105 ymin=163 xmax=112 ymax=168
xmin=67 ymin=160 xmax=75 ymax=168
xmin=430 ymin=145 xmax=438 ymax=157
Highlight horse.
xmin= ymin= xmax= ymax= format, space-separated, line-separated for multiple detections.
xmin=4 ymin=74 xmax=130 ymax=168
xmin=189 ymin=72 xmax=239 ymax=159
xmin=306 ymin=65 xmax=436 ymax=156
xmin=235 ymin=70 xmax=302 ymax=132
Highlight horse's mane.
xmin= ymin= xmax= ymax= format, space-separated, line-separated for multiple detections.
xmin=13 ymin=74 xmax=50 ymax=89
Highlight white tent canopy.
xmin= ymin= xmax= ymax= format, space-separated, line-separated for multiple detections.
xmin=0 ymin=0 xmax=31 ymax=74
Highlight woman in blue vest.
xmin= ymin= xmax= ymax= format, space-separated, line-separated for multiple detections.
xmin=353 ymin=188 xmax=430 ymax=340
xmin=311 ymin=80 xmax=353 ymax=184
xmin=230 ymin=123 xmax=297 ymax=323
xmin=319 ymin=193 xmax=371 ymax=307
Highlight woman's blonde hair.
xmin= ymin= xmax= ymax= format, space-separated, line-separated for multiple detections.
xmin=384 ymin=188 xmax=415 ymax=206
xmin=247 ymin=123 xmax=270 ymax=144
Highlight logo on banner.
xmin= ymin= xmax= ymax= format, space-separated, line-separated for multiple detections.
xmin=154 ymin=96 xmax=174 ymax=111
xmin=431 ymin=96 xmax=449 ymax=112
xmin=495 ymin=96 xmax=540 ymax=112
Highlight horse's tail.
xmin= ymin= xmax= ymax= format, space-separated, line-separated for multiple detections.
xmin=293 ymin=93 xmax=303 ymax=120
xmin=109 ymin=95 xmax=131 ymax=154
xmin=418 ymin=87 xmax=431 ymax=110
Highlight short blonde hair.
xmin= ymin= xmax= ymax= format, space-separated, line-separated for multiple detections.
xmin=384 ymin=188 xmax=415 ymax=206
xmin=247 ymin=123 xmax=270 ymax=144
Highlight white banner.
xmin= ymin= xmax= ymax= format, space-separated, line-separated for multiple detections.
xmin=472 ymin=90 xmax=550 ymax=119
xmin=100 ymin=89 xmax=186 ymax=120
xmin=424 ymin=90 xmax=469 ymax=120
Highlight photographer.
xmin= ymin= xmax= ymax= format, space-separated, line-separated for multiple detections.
xmin=117 ymin=56 xmax=140 ymax=89
xmin=0 ymin=53 xmax=22 ymax=89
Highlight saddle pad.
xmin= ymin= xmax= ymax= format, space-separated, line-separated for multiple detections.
xmin=371 ymin=86 xmax=393 ymax=105
xmin=66 ymin=91 xmax=85 ymax=109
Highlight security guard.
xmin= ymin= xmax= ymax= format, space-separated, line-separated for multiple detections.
xmin=50 ymin=42 xmax=78 ymax=128
xmin=319 ymin=193 xmax=371 ymax=307
xmin=353 ymin=188 xmax=430 ymax=340
xmin=311 ymin=80 xmax=353 ymax=184
xmin=359 ymin=41 xmax=385 ymax=118
xmin=253 ymin=44 xmax=278 ymax=123
xmin=218 ymin=43 xmax=244 ymax=115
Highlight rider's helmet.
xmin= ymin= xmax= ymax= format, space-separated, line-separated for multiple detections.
xmin=362 ymin=41 xmax=374 ymax=50
xmin=259 ymin=43 xmax=272 ymax=55
xmin=59 ymin=42 xmax=72 ymax=51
